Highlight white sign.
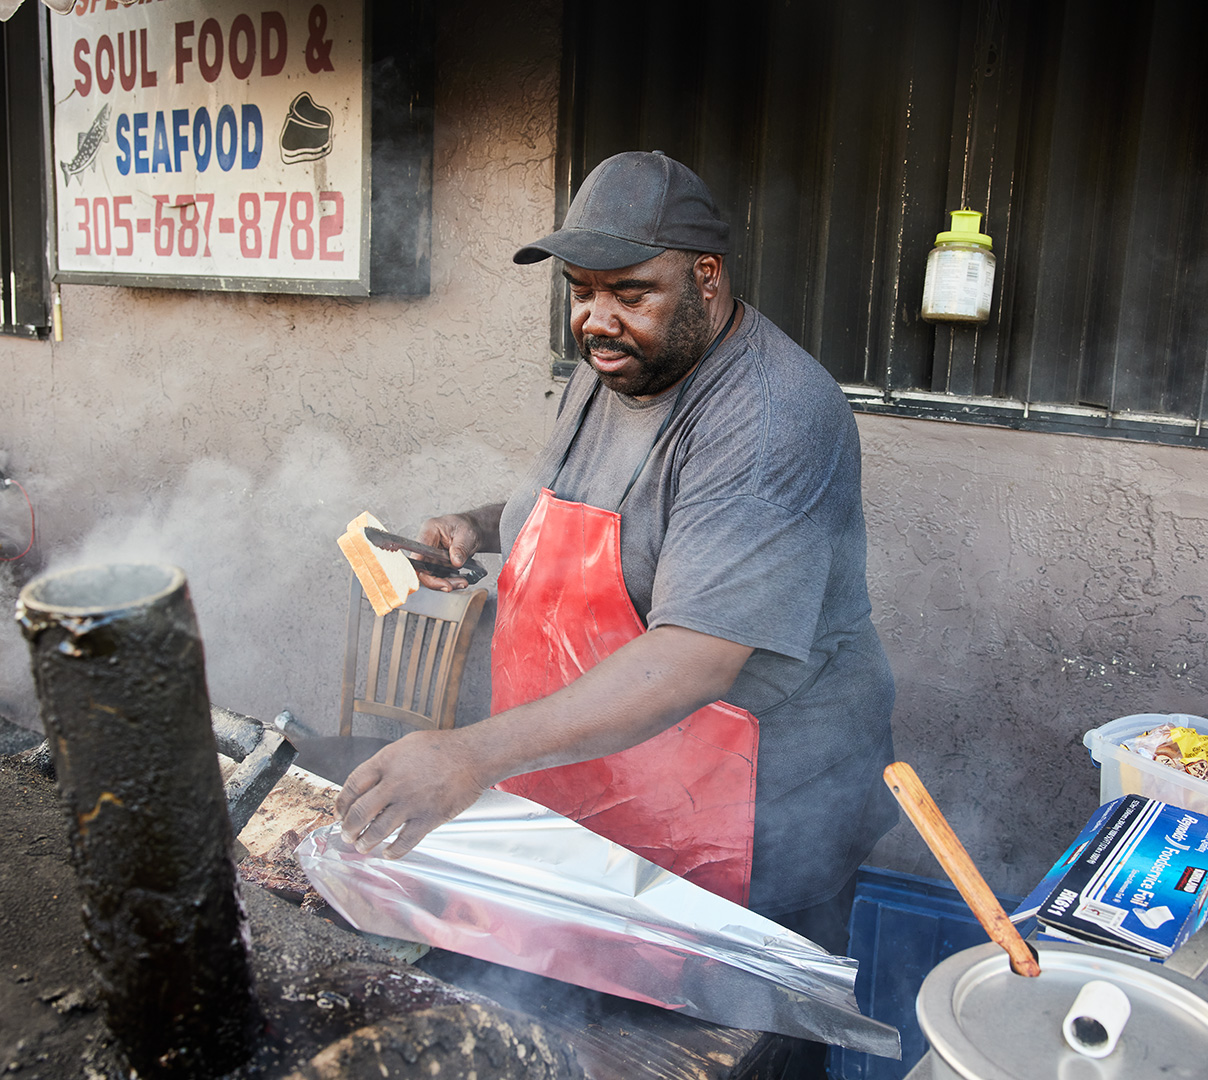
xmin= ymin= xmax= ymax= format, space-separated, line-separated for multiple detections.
xmin=50 ymin=0 xmax=367 ymax=294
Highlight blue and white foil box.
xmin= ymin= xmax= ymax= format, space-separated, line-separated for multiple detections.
xmin=1013 ymin=794 xmax=1208 ymax=957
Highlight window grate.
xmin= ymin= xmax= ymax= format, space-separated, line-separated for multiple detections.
xmin=553 ymin=0 xmax=1208 ymax=448
xmin=0 ymin=0 xmax=51 ymax=340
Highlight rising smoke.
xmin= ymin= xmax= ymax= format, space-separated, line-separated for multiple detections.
xmin=0 ymin=434 xmax=424 ymax=735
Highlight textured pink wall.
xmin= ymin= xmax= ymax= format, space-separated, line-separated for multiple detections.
xmin=860 ymin=415 xmax=1208 ymax=894
xmin=0 ymin=0 xmax=563 ymax=739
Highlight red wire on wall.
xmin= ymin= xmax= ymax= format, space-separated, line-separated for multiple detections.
xmin=1 ymin=479 xmax=36 ymax=562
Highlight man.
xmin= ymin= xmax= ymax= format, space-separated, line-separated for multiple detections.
xmin=338 ymin=151 xmax=896 ymax=953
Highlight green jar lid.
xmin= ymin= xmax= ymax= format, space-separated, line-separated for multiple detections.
xmin=935 ymin=209 xmax=992 ymax=248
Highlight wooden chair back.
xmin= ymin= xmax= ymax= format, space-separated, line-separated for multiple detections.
xmin=338 ymin=571 xmax=488 ymax=737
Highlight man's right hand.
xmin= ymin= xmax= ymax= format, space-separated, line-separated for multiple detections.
xmin=415 ymin=503 xmax=504 ymax=591
xmin=336 ymin=728 xmax=488 ymax=858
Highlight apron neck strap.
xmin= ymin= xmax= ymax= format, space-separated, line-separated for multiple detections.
xmin=550 ymin=299 xmax=740 ymax=506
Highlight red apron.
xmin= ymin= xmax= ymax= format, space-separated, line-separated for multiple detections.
xmin=493 ymin=489 xmax=758 ymax=905
xmin=492 ymin=311 xmax=759 ymax=906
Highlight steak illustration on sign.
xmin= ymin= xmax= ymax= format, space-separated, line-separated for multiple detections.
xmin=60 ymin=104 xmax=110 ymax=186
xmin=280 ymin=92 xmax=333 ymax=163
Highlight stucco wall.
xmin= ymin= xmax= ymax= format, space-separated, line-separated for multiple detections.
xmin=0 ymin=0 xmax=564 ymax=736
xmin=860 ymin=416 xmax=1208 ymax=895
xmin=2 ymin=0 xmax=1206 ymax=903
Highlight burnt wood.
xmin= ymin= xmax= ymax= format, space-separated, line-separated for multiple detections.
xmin=17 ymin=564 xmax=262 ymax=1078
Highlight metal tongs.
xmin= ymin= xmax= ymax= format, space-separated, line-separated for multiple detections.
xmin=364 ymin=526 xmax=488 ymax=585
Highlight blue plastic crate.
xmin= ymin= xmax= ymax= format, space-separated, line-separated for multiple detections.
xmin=828 ymin=866 xmax=1025 ymax=1080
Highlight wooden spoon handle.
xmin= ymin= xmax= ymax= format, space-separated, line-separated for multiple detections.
xmin=883 ymin=762 xmax=1041 ymax=977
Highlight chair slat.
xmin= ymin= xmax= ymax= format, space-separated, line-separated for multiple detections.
xmin=401 ymin=614 xmax=429 ymax=715
xmin=338 ymin=571 xmax=363 ymax=737
xmin=366 ymin=615 xmax=386 ymax=701
xmin=353 ymin=699 xmax=430 ymax=727
xmin=385 ymin=611 xmax=407 ymax=706
xmin=429 ymin=622 xmax=455 ymax=715
xmin=415 ymin=618 xmax=444 ymax=717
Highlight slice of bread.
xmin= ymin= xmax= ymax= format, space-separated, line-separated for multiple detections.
xmin=337 ymin=512 xmax=420 ymax=617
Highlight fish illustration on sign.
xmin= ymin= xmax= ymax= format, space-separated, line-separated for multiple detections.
xmin=60 ymin=105 xmax=111 ymax=186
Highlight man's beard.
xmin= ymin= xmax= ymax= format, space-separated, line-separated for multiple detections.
xmin=579 ymin=275 xmax=713 ymax=397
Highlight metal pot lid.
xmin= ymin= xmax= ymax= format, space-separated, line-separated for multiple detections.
xmin=916 ymin=941 xmax=1208 ymax=1079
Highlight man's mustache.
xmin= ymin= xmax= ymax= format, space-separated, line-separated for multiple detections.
xmin=581 ymin=336 xmax=642 ymax=360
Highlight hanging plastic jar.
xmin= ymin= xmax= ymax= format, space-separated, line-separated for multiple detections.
xmin=921 ymin=209 xmax=995 ymax=324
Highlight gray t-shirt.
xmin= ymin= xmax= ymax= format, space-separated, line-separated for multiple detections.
xmin=499 ymin=303 xmax=896 ymax=914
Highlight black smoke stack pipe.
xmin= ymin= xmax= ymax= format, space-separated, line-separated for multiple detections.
xmin=17 ymin=563 xmax=262 ymax=1078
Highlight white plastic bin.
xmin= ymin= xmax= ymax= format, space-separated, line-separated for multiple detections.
xmin=1083 ymin=713 xmax=1208 ymax=813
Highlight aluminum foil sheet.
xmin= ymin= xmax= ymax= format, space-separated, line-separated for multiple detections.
xmin=295 ymin=788 xmax=900 ymax=1057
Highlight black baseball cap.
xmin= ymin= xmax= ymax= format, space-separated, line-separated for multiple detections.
xmin=513 ymin=151 xmax=730 ymax=270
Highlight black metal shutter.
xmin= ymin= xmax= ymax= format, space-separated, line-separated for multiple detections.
xmin=554 ymin=0 xmax=1208 ymax=447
